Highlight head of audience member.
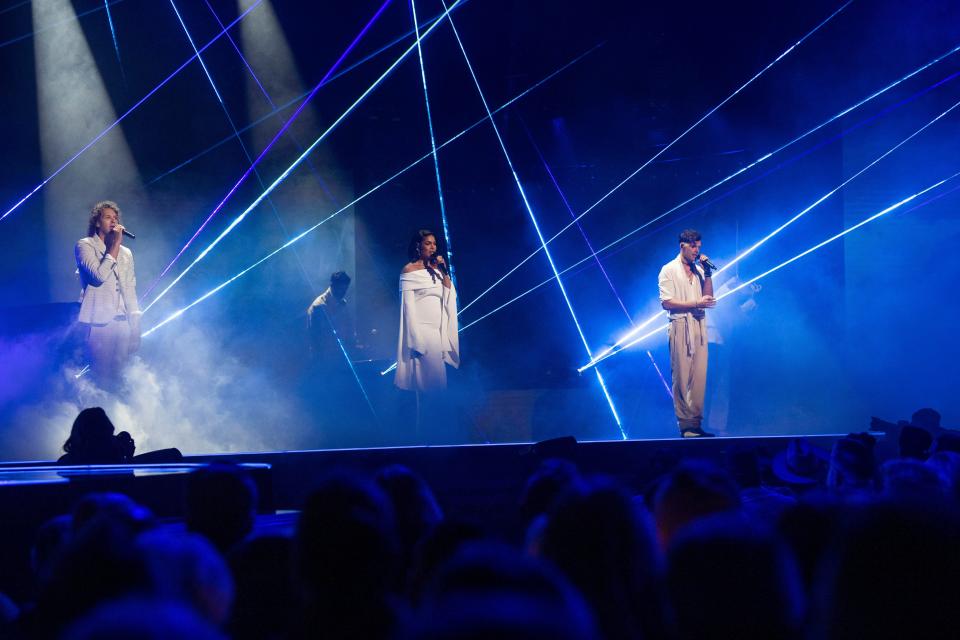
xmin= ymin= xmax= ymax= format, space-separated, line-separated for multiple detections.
xmin=811 ymin=501 xmax=960 ymax=639
xmin=879 ymin=458 xmax=950 ymax=500
xmin=932 ymin=430 xmax=960 ymax=455
xmin=827 ymin=436 xmax=875 ymax=494
xmin=926 ymin=451 xmax=960 ymax=503
xmin=375 ymin=465 xmax=443 ymax=574
xmin=72 ymin=492 xmax=154 ymax=535
xmin=539 ymin=477 xmax=664 ymax=640
xmin=772 ymin=438 xmax=829 ymax=490
xmin=185 ymin=463 xmax=258 ymax=553
xmin=653 ymin=459 xmax=741 ymax=547
xmin=31 ymin=514 xmax=74 ymax=587
xmin=227 ymin=535 xmax=298 ymax=640
xmin=411 ymin=541 xmax=596 ymax=640
xmin=60 ymin=407 xmax=125 ymax=465
xmin=137 ymin=531 xmax=235 ymax=626
xmin=28 ymin=509 xmax=153 ymax=636
xmin=407 ymin=518 xmax=486 ymax=604
xmin=519 ymin=459 xmax=581 ymax=530
xmin=898 ymin=425 xmax=932 ymax=460
xmin=775 ymin=497 xmax=844 ymax=593
xmin=295 ymin=472 xmax=400 ymax=639
xmin=910 ymin=407 xmax=941 ymax=432
xmin=330 ymin=270 xmax=352 ymax=301
xmin=667 ymin=514 xmax=803 ymax=640
xmin=61 ymin=598 xmax=225 ymax=640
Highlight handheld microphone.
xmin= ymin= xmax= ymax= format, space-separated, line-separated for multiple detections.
xmin=121 ymin=228 xmax=136 ymax=239
xmin=700 ymin=256 xmax=717 ymax=271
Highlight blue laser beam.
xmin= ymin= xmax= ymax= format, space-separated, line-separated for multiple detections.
xmin=458 ymin=0 xmax=855 ymax=317
xmin=578 ymin=169 xmax=960 ymax=371
xmin=103 ymin=0 xmax=124 ymax=74
xmin=140 ymin=46 xmax=601 ymax=337
xmin=440 ymin=0 xmax=624 ymax=436
xmin=1 ymin=0 xmax=130 ymax=49
xmin=583 ymin=92 xmax=960 ymax=366
xmin=167 ymin=0 xmax=318 ymax=296
xmin=140 ymin=0 xmax=393 ymax=303
xmin=0 ymin=0 xmax=263 ymax=223
xmin=142 ymin=0 xmax=461 ymax=314
xmin=457 ymin=46 xmax=960 ymax=333
xmin=411 ymin=0 xmax=455 ymax=283
xmin=145 ymin=0 xmax=477 ymax=187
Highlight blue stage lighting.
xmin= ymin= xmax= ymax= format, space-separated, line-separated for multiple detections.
xmin=103 ymin=0 xmax=123 ymax=73
xmin=411 ymin=0 xmax=455 ymax=283
xmin=458 ymin=0 xmax=855 ymax=316
xmin=457 ymin=53 xmax=960 ymax=333
xmin=585 ymin=93 xmax=960 ymax=366
xmin=440 ymin=0 xmax=625 ymax=437
xmin=0 ymin=0 xmax=264 ymax=223
xmin=578 ymin=168 xmax=960 ymax=372
xmin=141 ymin=0 xmax=394 ymax=303
xmin=140 ymin=47 xmax=600 ymax=336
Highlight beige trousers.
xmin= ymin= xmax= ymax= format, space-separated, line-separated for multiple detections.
xmin=668 ymin=316 xmax=708 ymax=430
xmin=82 ymin=318 xmax=132 ymax=385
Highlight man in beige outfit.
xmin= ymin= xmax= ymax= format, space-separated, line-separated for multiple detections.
xmin=658 ymin=229 xmax=716 ymax=437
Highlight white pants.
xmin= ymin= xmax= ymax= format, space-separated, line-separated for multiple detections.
xmin=82 ymin=318 xmax=131 ymax=384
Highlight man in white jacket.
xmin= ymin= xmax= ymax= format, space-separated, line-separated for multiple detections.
xmin=75 ymin=200 xmax=140 ymax=385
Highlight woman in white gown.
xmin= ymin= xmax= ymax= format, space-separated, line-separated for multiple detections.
xmin=395 ymin=230 xmax=459 ymax=392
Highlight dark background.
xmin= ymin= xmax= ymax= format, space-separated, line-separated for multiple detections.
xmin=0 ymin=0 xmax=958 ymax=459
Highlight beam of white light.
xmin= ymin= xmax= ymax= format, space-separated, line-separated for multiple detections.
xmin=583 ymin=94 xmax=960 ymax=367
xmin=141 ymin=0 xmax=454 ymax=314
xmin=3 ymin=0 xmax=263 ymax=223
xmin=139 ymin=46 xmax=599 ymax=336
xmin=440 ymin=0 xmax=624 ymax=435
xmin=457 ymin=49 xmax=960 ymax=335
xmin=578 ymin=168 xmax=960 ymax=372
xmin=411 ymin=0 xmax=456 ymax=283
xmin=458 ymin=0 xmax=855 ymax=317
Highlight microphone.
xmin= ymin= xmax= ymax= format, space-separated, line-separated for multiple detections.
xmin=699 ymin=256 xmax=717 ymax=271
xmin=121 ymin=228 xmax=136 ymax=239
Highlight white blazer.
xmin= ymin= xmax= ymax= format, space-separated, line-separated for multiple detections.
xmin=75 ymin=235 xmax=140 ymax=325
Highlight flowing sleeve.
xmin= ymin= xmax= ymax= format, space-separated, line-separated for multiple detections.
xmin=441 ymin=282 xmax=459 ymax=368
xmin=119 ymin=248 xmax=140 ymax=316
xmin=76 ymin=238 xmax=117 ymax=287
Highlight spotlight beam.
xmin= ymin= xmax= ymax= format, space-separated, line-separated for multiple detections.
xmin=582 ymin=93 xmax=960 ymax=366
xmin=142 ymin=0 xmax=465 ymax=314
xmin=578 ymin=168 xmax=960 ymax=371
xmin=103 ymin=0 xmax=123 ymax=73
xmin=141 ymin=0 xmax=394 ymax=305
xmin=439 ymin=0 xmax=624 ymax=436
xmin=458 ymin=0 xmax=854 ymax=316
xmin=166 ymin=0 xmax=317 ymax=293
xmin=145 ymin=0 xmax=477 ymax=186
xmin=457 ymin=49 xmax=960 ymax=333
xmin=411 ymin=0 xmax=455 ymax=282
xmin=140 ymin=43 xmax=600 ymax=344
xmin=0 ymin=0 xmax=130 ymax=49
xmin=0 ymin=0 xmax=264 ymax=223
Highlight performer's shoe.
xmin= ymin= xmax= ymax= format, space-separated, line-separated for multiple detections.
xmin=680 ymin=427 xmax=716 ymax=438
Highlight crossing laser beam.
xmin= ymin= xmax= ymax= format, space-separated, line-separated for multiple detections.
xmin=411 ymin=0 xmax=455 ymax=283
xmin=457 ymin=48 xmax=960 ymax=335
xmin=458 ymin=0 xmax=855 ymax=317
xmin=440 ymin=0 xmax=624 ymax=436
xmin=141 ymin=0 xmax=394 ymax=305
xmin=144 ymin=0 xmax=477 ymax=186
xmin=583 ymin=93 xmax=960 ymax=366
xmin=0 ymin=0 xmax=263 ymax=223
xmin=139 ymin=46 xmax=600 ymax=336
xmin=578 ymin=169 xmax=960 ymax=372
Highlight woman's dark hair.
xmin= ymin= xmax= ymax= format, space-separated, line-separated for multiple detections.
xmin=64 ymin=408 xmax=116 ymax=454
xmin=407 ymin=229 xmax=437 ymax=262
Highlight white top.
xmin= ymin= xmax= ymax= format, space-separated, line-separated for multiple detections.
xmin=658 ymin=253 xmax=706 ymax=321
xmin=394 ymin=269 xmax=459 ymax=391
xmin=75 ymin=235 xmax=139 ymax=324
